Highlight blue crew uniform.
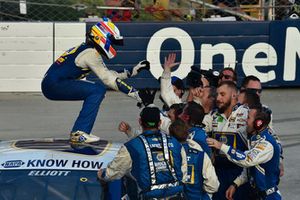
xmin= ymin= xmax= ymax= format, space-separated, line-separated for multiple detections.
xmin=248 ymin=129 xmax=281 ymax=200
xmin=99 ymin=130 xmax=187 ymax=200
xmin=182 ymin=140 xmax=219 ymax=200
xmin=220 ymin=128 xmax=281 ymax=200
xmin=203 ymin=104 xmax=252 ymax=200
xmin=125 ymin=131 xmax=185 ymax=199
xmin=188 ymin=126 xmax=212 ymax=158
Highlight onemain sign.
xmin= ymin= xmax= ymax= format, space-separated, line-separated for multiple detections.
xmin=146 ymin=25 xmax=299 ymax=84
xmin=0 ymin=21 xmax=299 ymax=92
xmin=100 ymin=20 xmax=300 ymax=88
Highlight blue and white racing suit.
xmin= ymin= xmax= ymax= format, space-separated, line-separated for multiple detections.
xmin=220 ymin=128 xmax=281 ymax=200
xmin=188 ymin=127 xmax=212 ymax=158
xmin=262 ymin=105 xmax=284 ymax=165
xmin=183 ymin=139 xmax=219 ymax=200
xmin=203 ymin=103 xmax=251 ymax=200
xmin=100 ymin=130 xmax=187 ymax=199
xmin=42 ymin=43 xmax=136 ymax=134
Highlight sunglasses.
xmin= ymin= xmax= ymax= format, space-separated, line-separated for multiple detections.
xmin=240 ymin=88 xmax=262 ymax=94
xmin=219 ymin=74 xmax=234 ymax=80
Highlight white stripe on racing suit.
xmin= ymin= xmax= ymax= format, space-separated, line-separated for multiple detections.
xmin=75 ymin=48 xmax=128 ymax=91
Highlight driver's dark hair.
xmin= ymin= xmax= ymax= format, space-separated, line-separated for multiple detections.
xmin=184 ymin=101 xmax=205 ymax=127
xmin=169 ymin=103 xmax=185 ymax=120
xmin=220 ymin=67 xmax=237 ymax=81
xmin=241 ymin=75 xmax=261 ymax=89
xmin=169 ymin=119 xmax=189 ymax=143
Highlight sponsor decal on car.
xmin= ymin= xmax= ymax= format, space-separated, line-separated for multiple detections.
xmin=1 ymin=160 xmax=25 ymax=168
xmin=28 ymin=170 xmax=71 ymax=176
xmin=27 ymin=159 xmax=104 ymax=169
xmin=1 ymin=158 xmax=104 ymax=170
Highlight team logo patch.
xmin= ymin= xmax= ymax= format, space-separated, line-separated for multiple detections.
xmin=156 ymin=152 xmax=164 ymax=161
xmin=256 ymin=135 xmax=261 ymax=140
xmin=78 ymin=135 xmax=86 ymax=142
xmin=219 ymin=135 xmax=228 ymax=144
xmin=229 ymin=117 xmax=236 ymax=122
xmin=256 ymin=143 xmax=267 ymax=150
xmin=231 ymin=149 xmax=236 ymax=154
xmin=236 ymin=152 xmax=245 ymax=159
xmin=247 ymin=149 xmax=260 ymax=161
xmin=217 ymin=116 xmax=224 ymax=123
xmin=237 ymin=113 xmax=244 ymax=117
xmin=229 ymin=122 xmax=236 ymax=129
xmin=237 ymin=118 xmax=246 ymax=122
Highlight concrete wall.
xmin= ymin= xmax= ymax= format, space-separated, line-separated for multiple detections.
xmin=0 ymin=22 xmax=85 ymax=92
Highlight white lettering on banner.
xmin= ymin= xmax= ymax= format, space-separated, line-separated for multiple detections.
xmin=201 ymin=43 xmax=236 ymax=70
xmin=146 ymin=26 xmax=300 ymax=83
xmin=284 ymin=27 xmax=300 ymax=81
xmin=28 ymin=170 xmax=70 ymax=176
xmin=146 ymin=27 xmax=194 ymax=79
xmin=243 ymin=43 xmax=277 ymax=83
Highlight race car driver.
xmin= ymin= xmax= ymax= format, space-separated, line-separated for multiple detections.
xmin=98 ymin=106 xmax=187 ymax=199
xmin=207 ymin=103 xmax=281 ymax=200
xmin=41 ymin=18 xmax=150 ymax=144
xmin=203 ymin=81 xmax=251 ymax=200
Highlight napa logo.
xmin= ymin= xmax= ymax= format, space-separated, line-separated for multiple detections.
xmin=1 ymin=160 xmax=25 ymax=168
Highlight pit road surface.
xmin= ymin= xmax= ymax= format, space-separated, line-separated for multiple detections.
xmin=0 ymin=89 xmax=299 ymax=199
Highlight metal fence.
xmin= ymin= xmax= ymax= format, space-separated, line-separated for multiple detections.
xmin=0 ymin=0 xmax=299 ymax=22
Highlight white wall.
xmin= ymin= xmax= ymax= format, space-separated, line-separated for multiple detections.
xmin=0 ymin=22 xmax=86 ymax=92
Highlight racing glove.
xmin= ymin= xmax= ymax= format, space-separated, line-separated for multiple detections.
xmin=129 ymin=60 xmax=150 ymax=77
xmin=137 ymin=88 xmax=157 ymax=108
xmin=116 ymin=78 xmax=142 ymax=102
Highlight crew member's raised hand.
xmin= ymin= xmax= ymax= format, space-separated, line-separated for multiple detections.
xmin=163 ymin=53 xmax=180 ymax=72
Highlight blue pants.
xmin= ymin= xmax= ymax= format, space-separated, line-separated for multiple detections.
xmin=266 ymin=191 xmax=281 ymax=200
xmin=106 ymin=180 xmax=122 ymax=200
xmin=212 ymin=167 xmax=252 ymax=200
xmin=42 ymin=79 xmax=106 ymax=134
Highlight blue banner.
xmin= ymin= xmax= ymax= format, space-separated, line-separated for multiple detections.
xmin=87 ymin=20 xmax=300 ymax=88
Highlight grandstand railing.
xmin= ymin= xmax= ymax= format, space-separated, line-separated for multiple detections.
xmin=0 ymin=0 xmax=297 ymax=21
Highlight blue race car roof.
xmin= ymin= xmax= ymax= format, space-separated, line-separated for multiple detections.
xmin=0 ymin=138 xmax=122 ymax=171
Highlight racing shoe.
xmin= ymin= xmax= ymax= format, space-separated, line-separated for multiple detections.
xmin=70 ymin=131 xmax=100 ymax=144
